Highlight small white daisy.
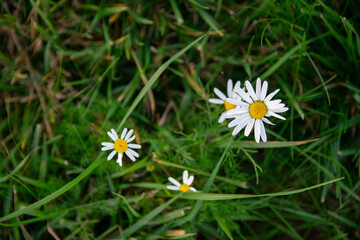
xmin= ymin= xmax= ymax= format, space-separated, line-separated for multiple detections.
xmin=225 ymin=78 xmax=289 ymax=143
xmin=166 ymin=170 xmax=196 ymax=192
xmin=101 ymin=128 xmax=141 ymax=166
xmin=208 ymin=79 xmax=242 ymax=123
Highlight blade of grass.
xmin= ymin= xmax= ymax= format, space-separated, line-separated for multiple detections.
xmin=179 ymin=178 xmax=343 ymax=200
xmin=305 ymin=52 xmax=331 ymax=105
xmin=214 ymin=138 xmax=319 ymax=149
xmin=120 ymin=193 xmax=183 ymax=237
xmin=154 ymin=158 xmax=247 ymax=188
xmin=116 ymin=34 xmax=206 ymax=131
xmin=112 ymin=193 xmax=141 ymax=218
xmin=0 ymin=35 xmax=205 ymax=223
xmin=261 ymin=44 xmax=302 ymax=79
xmin=211 ymin=207 xmax=234 ymax=240
xmin=29 ymin=0 xmax=55 ymax=34
xmin=0 ymin=158 xmax=105 ymax=222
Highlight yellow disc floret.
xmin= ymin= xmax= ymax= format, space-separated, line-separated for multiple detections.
xmin=114 ymin=139 xmax=128 ymax=153
xmin=179 ymin=184 xmax=190 ymax=192
xmin=224 ymin=101 xmax=236 ymax=111
xmin=249 ymin=101 xmax=267 ymax=119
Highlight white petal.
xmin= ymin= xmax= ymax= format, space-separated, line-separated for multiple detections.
xmin=226 ymin=108 xmax=248 ymax=116
xmin=128 ymin=144 xmax=141 ymax=149
xmin=186 ymin=175 xmax=194 ymax=185
xmin=272 ymin=107 xmax=289 ymax=113
xmin=214 ymin=88 xmax=227 ymax=100
xmin=168 ymin=177 xmax=181 ymax=187
xmin=190 ymin=187 xmax=197 ymax=192
xmin=228 ymin=114 xmax=250 ymax=128
xmin=254 ymin=119 xmax=261 ymax=143
xmin=116 ymin=153 xmax=123 ymax=166
xmin=237 ymin=87 xmax=253 ymax=104
xmin=126 ymin=135 xmax=136 ymax=143
xmin=125 ymin=150 xmax=135 ymax=161
xmin=125 ymin=150 xmax=137 ymax=161
xmin=268 ymin=103 xmax=286 ymax=110
xmin=256 ymin=78 xmax=262 ymax=99
xmin=262 ymin=117 xmax=275 ymax=125
xmin=266 ymin=99 xmax=282 ymax=106
xmin=126 ymin=148 xmax=139 ymax=158
xmin=183 ymin=170 xmax=189 ymax=184
xmin=209 ymin=98 xmax=224 ymax=104
xmin=244 ymin=118 xmax=255 ymax=136
xmin=269 ymin=111 xmax=286 ymax=120
xmin=218 ymin=112 xmax=227 ymax=123
xmin=264 ymin=89 xmax=280 ymax=102
xmin=226 ymin=98 xmax=249 ymax=107
xmin=227 ymin=79 xmax=233 ymax=97
xmin=228 ymin=118 xmax=242 ymax=128
xmin=121 ymin=128 xmax=128 ymax=139
xmin=259 ymin=120 xmax=267 ymax=142
xmin=125 ymin=129 xmax=134 ymax=141
xmin=232 ymin=119 xmax=249 ymax=135
xmin=107 ymin=131 xmax=117 ymax=142
xmin=101 ymin=142 xmax=114 ymax=147
xmin=101 ymin=146 xmax=113 ymax=151
xmin=245 ymin=80 xmax=257 ymax=101
xmin=167 ymin=185 xmax=180 ymax=191
xmin=233 ymin=81 xmax=241 ymax=98
xmin=111 ymin=129 xmax=119 ymax=140
xmin=260 ymin=81 xmax=268 ymax=101
xmin=107 ymin=150 xmax=117 ymax=161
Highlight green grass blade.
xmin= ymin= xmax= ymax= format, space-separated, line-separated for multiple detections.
xmin=112 ymin=193 xmax=141 ymax=218
xmin=29 ymin=0 xmax=55 ymax=34
xmin=0 ymin=158 xmax=104 ymax=222
xmin=121 ymin=193 xmax=182 ymax=237
xmin=116 ymin=34 xmax=206 ymax=131
xmin=261 ymin=44 xmax=301 ymax=79
xmin=214 ymin=138 xmax=319 ymax=149
xmin=179 ymin=178 xmax=344 ymax=200
xmin=211 ymin=208 xmax=234 ymax=240
xmin=171 ymin=139 xmax=233 ymax=226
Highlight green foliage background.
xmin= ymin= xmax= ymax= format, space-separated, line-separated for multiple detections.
xmin=1 ymin=0 xmax=360 ymax=239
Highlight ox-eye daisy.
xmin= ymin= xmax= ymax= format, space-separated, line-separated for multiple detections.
xmin=209 ymin=79 xmax=242 ymax=123
xmin=167 ymin=170 xmax=196 ymax=192
xmin=101 ymin=128 xmax=141 ymax=166
xmin=225 ymin=78 xmax=289 ymax=143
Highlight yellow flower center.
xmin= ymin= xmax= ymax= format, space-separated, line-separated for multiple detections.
xmin=114 ymin=139 xmax=128 ymax=153
xmin=179 ymin=184 xmax=190 ymax=192
xmin=249 ymin=101 xmax=267 ymax=119
xmin=224 ymin=101 xmax=236 ymax=111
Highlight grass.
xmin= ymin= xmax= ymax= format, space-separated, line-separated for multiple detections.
xmin=1 ymin=0 xmax=360 ymax=239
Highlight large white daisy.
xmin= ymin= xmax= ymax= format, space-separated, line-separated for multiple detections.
xmin=208 ymin=79 xmax=242 ymax=123
xmin=225 ymin=78 xmax=289 ymax=143
xmin=166 ymin=170 xmax=196 ymax=192
xmin=101 ymin=128 xmax=141 ymax=166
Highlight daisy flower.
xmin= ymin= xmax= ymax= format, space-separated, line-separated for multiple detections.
xmin=225 ymin=78 xmax=289 ymax=143
xmin=101 ymin=128 xmax=141 ymax=166
xmin=208 ymin=79 xmax=242 ymax=123
xmin=166 ymin=170 xmax=196 ymax=192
